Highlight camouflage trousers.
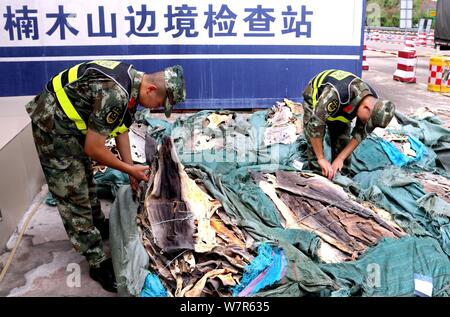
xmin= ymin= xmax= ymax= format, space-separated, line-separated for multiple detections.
xmin=303 ymin=102 xmax=352 ymax=173
xmin=31 ymin=122 xmax=106 ymax=267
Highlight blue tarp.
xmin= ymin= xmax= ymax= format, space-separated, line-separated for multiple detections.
xmin=140 ymin=273 xmax=168 ymax=297
xmin=379 ymin=136 xmax=426 ymax=167
xmin=232 ymin=243 xmax=287 ymax=297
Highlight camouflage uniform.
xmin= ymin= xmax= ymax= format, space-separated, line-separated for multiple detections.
xmin=26 ymin=61 xmax=186 ymax=267
xmin=302 ymin=70 xmax=377 ymax=172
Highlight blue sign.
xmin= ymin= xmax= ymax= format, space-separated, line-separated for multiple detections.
xmin=0 ymin=0 xmax=366 ymax=109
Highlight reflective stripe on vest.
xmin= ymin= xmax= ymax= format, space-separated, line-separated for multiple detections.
xmin=52 ymin=63 xmax=86 ymax=132
xmin=310 ymin=69 xmax=354 ymax=124
xmin=109 ymin=124 xmax=129 ymax=138
xmin=52 ymin=62 xmax=130 ymax=138
xmin=311 ymin=69 xmax=336 ymax=107
xmin=326 ymin=116 xmax=350 ymax=124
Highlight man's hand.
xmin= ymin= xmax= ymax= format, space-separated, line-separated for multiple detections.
xmin=129 ymin=175 xmax=139 ymax=191
xmin=331 ymin=158 xmax=344 ymax=179
xmin=318 ymin=158 xmax=333 ymax=180
xmin=128 ymin=164 xmax=150 ymax=183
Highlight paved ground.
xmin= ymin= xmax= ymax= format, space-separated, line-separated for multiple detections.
xmin=0 ymin=188 xmax=116 ymax=297
xmin=1 ymin=42 xmax=449 ymax=296
xmin=363 ymin=40 xmax=450 ymax=113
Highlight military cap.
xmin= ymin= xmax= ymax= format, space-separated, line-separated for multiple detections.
xmin=367 ymin=99 xmax=396 ymax=130
xmin=164 ymin=65 xmax=186 ymax=118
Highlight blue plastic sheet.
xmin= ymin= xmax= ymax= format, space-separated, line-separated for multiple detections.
xmin=140 ymin=273 xmax=168 ymax=297
xmin=379 ymin=136 xmax=426 ymax=167
xmin=232 ymin=243 xmax=287 ymax=297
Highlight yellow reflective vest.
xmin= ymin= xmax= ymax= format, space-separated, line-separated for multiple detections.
xmin=47 ymin=60 xmax=133 ymax=138
xmin=309 ymin=69 xmax=376 ymax=124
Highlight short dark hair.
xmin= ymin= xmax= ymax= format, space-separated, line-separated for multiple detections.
xmin=145 ymin=72 xmax=166 ymax=98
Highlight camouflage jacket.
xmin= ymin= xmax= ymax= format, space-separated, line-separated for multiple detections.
xmin=303 ymin=77 xmax=375 ymax=143
xmin=26 ymin=67 xmax=143 ymax=138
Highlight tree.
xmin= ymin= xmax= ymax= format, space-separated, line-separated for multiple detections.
xmin=366 ymin=0 xmax=427 ymax=27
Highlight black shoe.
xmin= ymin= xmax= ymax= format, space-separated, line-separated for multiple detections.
xmin=89 ymin=258 xmax=117 ymax=293
xmin=93 ymin=218 xmax=109 ymax=240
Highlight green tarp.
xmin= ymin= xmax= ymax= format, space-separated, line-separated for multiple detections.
xmin=353 ymin=168 xmax=450 ymax=256
xmin=320 ymin=237 xmax=450 ymax=297
xmin=110 ymin=186 xmax=150 ymax=297
xmin=107 ymin=108 xmax=450 ymax=297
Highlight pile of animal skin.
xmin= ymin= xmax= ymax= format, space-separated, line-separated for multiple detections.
xmin=252 ymin=171 xmax=405 ymax=263
xmin=136 ymin=136 xmax=255 ymax=297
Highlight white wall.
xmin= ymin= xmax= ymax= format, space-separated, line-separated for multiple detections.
xmin=0 ymin=96 xmax=44 ymax=250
